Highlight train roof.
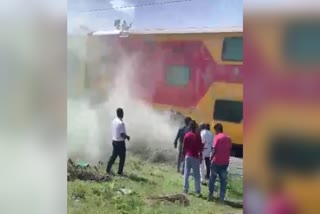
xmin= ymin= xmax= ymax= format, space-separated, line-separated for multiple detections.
xmin=91 ymin=27 xmax=243 ymax=36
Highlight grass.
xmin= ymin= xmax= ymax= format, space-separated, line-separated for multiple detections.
xmin=68 ymin=156 xmax=243 ymax=214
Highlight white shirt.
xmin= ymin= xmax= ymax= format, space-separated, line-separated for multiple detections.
xmin=112 ymin=117 xmax=126 ymax=141
xmin=200 ymin=130 xmax=214 ymax=157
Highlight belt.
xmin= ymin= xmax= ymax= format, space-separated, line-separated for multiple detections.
xmin=113 ymin=140 xmax=125 ymax=143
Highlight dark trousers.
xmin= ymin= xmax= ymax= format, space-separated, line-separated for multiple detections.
xmin=106 ymin=140 xmax=126 ymax=174
xmin=204 ymin=157 xmax=211 ymax=179
xmin=177 ymin=143 xmax=184 ymax=173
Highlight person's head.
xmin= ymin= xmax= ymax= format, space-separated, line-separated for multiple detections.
xmin=184 ymin=117 xmax=191 ymax=126
xmin=199 ymin=123 xmax=206 ymax=131
xmin=189 ymin=120 xmax=197 ymax=133
xmin=116 ymin=108 xmax=124 ymax=119
xmin=213 ymin=123 xmax=223 ymax=134
xmin=205 ymin=123 xmax=210 ymax=131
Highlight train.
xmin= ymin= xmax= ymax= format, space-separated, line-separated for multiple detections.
xmin=68 ymin=27 xmax=243 ymax=157
xmin=245 ymin=16 xmax=320 ymax=213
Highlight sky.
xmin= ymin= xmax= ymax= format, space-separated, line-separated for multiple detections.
xmin=244 ymin=0 xmax=319 ymax=13
xmin=68 ymin=0 xmax=243 ymax=34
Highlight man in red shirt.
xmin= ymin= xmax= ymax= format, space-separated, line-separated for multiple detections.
xmin=208 ymin=123 xmax=232 ymax=202
xmin=182 ymin=120 xmax=203 ymax=196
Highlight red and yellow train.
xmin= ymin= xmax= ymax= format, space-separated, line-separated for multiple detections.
xmin=70 ymin=27 xmax=243 ymax=157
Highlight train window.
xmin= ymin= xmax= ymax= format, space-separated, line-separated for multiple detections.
xmin=284 ymin=21 xmax=320 ymax=65
xmin=166 ymin=65 xmax=190 ymax=86
xmin=222 ymin=37 xmax=243 ymax=62
xmin=268 ymin=133 xmax=320 ymax=174
xmin=213 ymin=100 xmax=243 ymax=123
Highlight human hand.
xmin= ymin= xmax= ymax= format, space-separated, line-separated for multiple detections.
xmin=174 ymin=143 xmax=177 ymax=149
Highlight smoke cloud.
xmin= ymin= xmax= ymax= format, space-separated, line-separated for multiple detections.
xmin=67 ymin=35 xmax=182 ymax=165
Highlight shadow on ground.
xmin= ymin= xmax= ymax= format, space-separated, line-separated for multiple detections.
xmin=116 ymin=173 xmax=149 ymax=183
xmin=190 ymin=193 xmax=243 ymax=209
xmin=127 ymin=173 xmax=149 ymax=183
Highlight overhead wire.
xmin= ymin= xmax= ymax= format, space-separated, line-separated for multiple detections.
xmin=71 ymin=0 xmax=242 ymax=33
xmin=79 ymin=0 xmax=194 ymax=13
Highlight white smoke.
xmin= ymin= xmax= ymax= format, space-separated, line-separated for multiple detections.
xmin=67 ymin=35 xmax=182 ymax=164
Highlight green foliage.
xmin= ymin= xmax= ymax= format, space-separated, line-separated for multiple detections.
xmin=68 ymin=156 xmax=243 ymax=214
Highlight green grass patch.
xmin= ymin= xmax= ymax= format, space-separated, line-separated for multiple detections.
xmin=68 ymin=156 xmax=243 ymax=214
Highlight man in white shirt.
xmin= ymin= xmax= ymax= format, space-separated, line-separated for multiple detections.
xmin=200 ymin=123 xmax=214 ymax=184
xmin=106 ymin=108 xmax=130 ymax=175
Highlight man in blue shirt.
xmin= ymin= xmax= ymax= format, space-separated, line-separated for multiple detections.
xmin=174 ymin=116 xmax=192 ymax=173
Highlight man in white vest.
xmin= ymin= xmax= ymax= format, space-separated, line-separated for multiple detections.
xmin=200 ymin=123 xmax=214 ymax=184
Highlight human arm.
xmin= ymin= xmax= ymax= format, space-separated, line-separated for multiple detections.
xmin=200 ymin=131 xmax=206 ymax=151
xmin=198 ymin=134 xmax=203 ymax=161
xmin=199 ymin=146 xmax=203 ymax=162
xmin=120 ymin=133 xmax=130 ymax=141
xmin=174 ymin=128 xmax=181 ymax=148
xmin=210 ymin=137 xmax=218 ymax=161
xmin=119 ymin=123 xmax=130 ymax=141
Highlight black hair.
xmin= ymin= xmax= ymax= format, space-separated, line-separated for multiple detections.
xmin=199 ymin=123 xmax=206 ymax=130
xmin=117 ymin=108 xmax=124 ymax=118
xmin=193 ymin=120 xmax=198 ymax=128
xmin=189 ymin=120 xmax=197 ymax=132
xmin=205 ymin=123 xmax=210 ymax=130
xmin=184 ymin=117 xmax=191 ymax=126
xmin=214 ymin=123 xmax=223 ymax=133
